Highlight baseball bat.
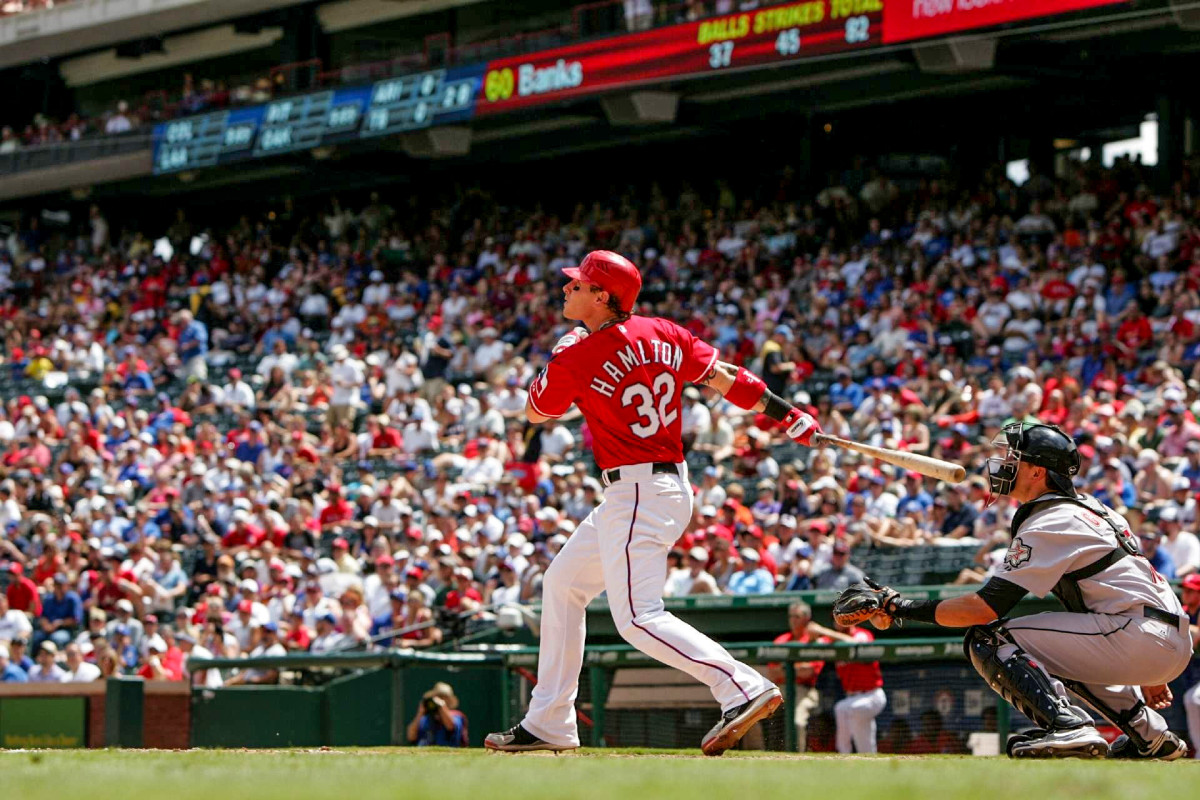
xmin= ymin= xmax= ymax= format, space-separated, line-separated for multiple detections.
xmin=811 ymin=433 xmax=967 ymax=483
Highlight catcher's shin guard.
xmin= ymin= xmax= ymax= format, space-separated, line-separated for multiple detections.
xmin=964 ymin=625 xmax=1091 ymax=732
xmin=1060 ymin=680 xmax=1167 ymax=755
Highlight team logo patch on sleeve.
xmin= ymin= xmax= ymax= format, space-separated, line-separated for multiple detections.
xmin=1004 ymin=536 xmax=1032 ymax=570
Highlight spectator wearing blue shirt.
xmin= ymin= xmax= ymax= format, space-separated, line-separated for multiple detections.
xmin=124 ymin=506 xmax=162 ymax=543
xmin=1093 ymin=458 xmax=1136 ymax=510
xmin=1103 ymin=272 xmax=1136 ymax=317
xmin=234 ymin=422 xmax=267 ymax=464
xmin=727 ymin=549 xmax=774 ymax=595
xmin=123 ymin=369 xmax=154 ymax=394
xmin=1079 ymin=343 xmax=1106 ymax=392
xmin=115 ymin=449 xmax=150 ymax=488
xmin=1179 ymin=440 xmax=1200 ymax=491
xmin=370 ymin=590 xmax=408 ymax=647
xmin=257 ymin=323 xmax=293 ymax=357
xmin=407 ymin=683 xmax=468 ymax=747
xmin=941 ymin=486 xmax=980 ymax=539
xmin=175 ymin=310 xmax=209 ymax=380
xmin=829 ymin=367 xmax=864 ymax=412
xmin=1138 ymin=530 xmax=1176 ymax=580
xmin=36 ymin=574 xmax=82 ymax=649
xmin=113 ymin=625 xmax=139 ymax=672
xmin=895 ymin=472 xmax=933 ymax=517
xmin=150 ymin=392 xmax=180 ymax=435
xmin=1 ymin=643 xmax=28 ymax=682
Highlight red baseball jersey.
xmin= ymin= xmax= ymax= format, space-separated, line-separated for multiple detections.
xmin=834 ymin=627 xmax=884 ymax=693
xmin=528 ymin=315 xmax=718 ymax=470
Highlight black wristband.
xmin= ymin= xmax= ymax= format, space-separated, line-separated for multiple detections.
xmin=890 ymin=598 xmax=940 ymax=625
xmin=761 ymin=390 xmax=792 ymax=422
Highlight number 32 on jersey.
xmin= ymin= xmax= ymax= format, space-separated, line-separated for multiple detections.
xmin=622 ymin=374 xmax=678 ymax=438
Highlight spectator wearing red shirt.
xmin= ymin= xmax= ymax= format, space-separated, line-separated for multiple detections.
xmin=285 ymin=611 xmax=313 ymax=651
xmin=31 ymin=549 xmax=62 ymax=586
xmin=94 ymin=557 xmax=139 ymax=613
xmin=6 ymin=563 xmax=42 ymax=617
xmin=823 ymin=622 xmax=886 ymax=754
xmin=1039 ymin=388 xmax=1070 ymax=426
xmin=766 ymin=601 xmax=831 ymax=752
xmin=1116 ymin=306 xmax=1153 ymax=352
xmin=319 ymin=484 xmax=354 ymax=530
xmin=137 ymin=635 xmax=182 ymax=680
xmin=221 ymin=510 xmax=264 ymax=552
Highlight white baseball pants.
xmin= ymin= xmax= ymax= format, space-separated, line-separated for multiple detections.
xmin=521 ymin=466 xmax=773 ymax=748
xmin=1004 ymin=611 xmax=1193 ymax=748
xmin=834 ymin=687 xmax=886 ymax=754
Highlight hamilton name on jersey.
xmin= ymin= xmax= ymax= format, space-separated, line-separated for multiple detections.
xmin=587 ymin=336 xmax=684 ymax=398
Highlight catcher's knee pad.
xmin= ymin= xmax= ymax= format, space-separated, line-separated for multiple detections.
xmin=964 ymin=625 xmax=1090 ymax=733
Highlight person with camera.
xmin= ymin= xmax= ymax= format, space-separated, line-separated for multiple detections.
xmin=406 ymin=682 xmax=468 ymax=747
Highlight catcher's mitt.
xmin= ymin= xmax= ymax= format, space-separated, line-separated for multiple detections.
xmin=832 ymin=577 xmax=899 ymax=627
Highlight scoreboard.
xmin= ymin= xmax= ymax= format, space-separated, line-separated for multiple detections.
xmin=476 ymin=0 xmax=883 ymax=116
xmin=152 ymin=0 xmax=1129 ymax=174
xmin=154 ymin=66 xmax=482 ymax=173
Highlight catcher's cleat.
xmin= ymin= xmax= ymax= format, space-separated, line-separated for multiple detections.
xmin=1108 ymin=732 xmax=1186 ymax=761
xmin=701 ymin=688 xmax=782 ymax=756
xmin=484 ymin=724 xmax=577 ymax=753
xmin=1008 ymin=726 xmax=1109 ymax=759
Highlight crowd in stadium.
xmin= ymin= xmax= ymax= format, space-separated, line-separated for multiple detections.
xmin=0 ymin=145 xmax=1199 ymax=687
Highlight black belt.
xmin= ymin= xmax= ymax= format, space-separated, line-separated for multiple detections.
xmin=602 ymin=462 xmax=679 ymax=487
xmin=1143 ymin=606 xmax=1183 ymax=629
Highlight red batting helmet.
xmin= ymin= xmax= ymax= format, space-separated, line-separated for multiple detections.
xmin=562 ymin=250 xmax=642 ymax=313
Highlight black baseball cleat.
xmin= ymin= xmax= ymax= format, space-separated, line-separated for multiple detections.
xmin=484 ymin=724 xmax=576 ymax=753
xmin=1108 ymin=732 xmax=1186 ymax=761
xmin=701 ymin=688 xmax=783 ymax=757
xmin=1008 ymin=726 xmax=1109 ymax=759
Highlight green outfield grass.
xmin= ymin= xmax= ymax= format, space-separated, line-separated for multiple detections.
xmin=2 ymin=748 xmax=1196 ymax=800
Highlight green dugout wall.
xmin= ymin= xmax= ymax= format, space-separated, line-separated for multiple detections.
xmin=188 ymin=651 xmax=508 ymax=748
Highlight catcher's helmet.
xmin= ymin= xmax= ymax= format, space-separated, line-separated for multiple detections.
xmin=562 ymin=250 xmax=642 ymax=313
xmin=986 ymin=422 xmax=1080 ymax=498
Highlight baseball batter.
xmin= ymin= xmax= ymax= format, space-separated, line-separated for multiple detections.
xmin=485 ymin=250 xmax=820 ymax=755
xmin=837 ymin=423 xmax=1193 ymax=759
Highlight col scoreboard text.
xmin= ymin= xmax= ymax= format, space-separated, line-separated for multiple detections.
xmin=153 ymin=66 xmax=481 ymax=173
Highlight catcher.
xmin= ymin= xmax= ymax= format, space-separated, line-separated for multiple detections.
xmin=833 ymin=423 xmax=1193 ymax=759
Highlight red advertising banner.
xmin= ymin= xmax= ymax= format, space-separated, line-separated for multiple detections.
xmin=475 ymin=0 xmax=885 ymax=116
xmin=882 ymin=0 xmax=1129 ymax=44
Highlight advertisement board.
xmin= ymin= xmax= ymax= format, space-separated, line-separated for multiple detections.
xmin=0 ymin=697 xmax=87 ymax=748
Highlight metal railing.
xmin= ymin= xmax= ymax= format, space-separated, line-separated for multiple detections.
xmin=0 ymin=130 xmax=151 ymax=176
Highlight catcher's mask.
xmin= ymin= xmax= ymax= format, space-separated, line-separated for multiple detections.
xmin=984 ymin=422 xmax=1080 ymax=505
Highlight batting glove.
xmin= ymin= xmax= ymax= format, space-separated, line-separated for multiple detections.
xmin=782 ymin=408 xmax=821 ymax=447
xmin=551 ymin=327 xmax=589 ymax=357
